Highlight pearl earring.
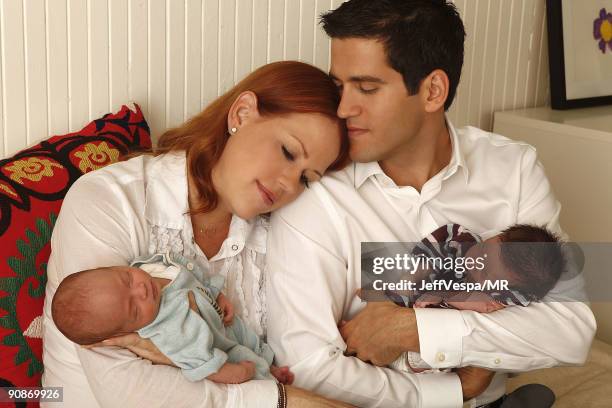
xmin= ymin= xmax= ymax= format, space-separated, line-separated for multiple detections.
xmin=230 ymin=127 xmax=238 ymax=134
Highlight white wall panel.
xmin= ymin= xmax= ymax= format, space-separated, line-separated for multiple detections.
xmin=128 ymin=0 xmax=148 ymax=116
xmin=110 ymin=0 xmax=129 ymax=112
xmin=24 ymin=0 xmax=48 ymax=146
xmin=0 ymin=0 xmax=552 ymax=155
xmin=1 ymin=0 xmax=27 ymax=155
xmin=235 ymin=0 xmax=253 ymax=82
xmin=201 ymin=0 xmax=218 ymax=107
xmin=166 ymin=0 xmax=185 ymax=128
xmin=147 ymin=0 xmax=165 ymax=140
xmin=87 ymin=0 xmax=109 ymax=120
xmin=68 ymin=0 xmax=90 ymax=130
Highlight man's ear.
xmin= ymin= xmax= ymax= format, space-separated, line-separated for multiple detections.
xmin=227 ymin=91 xmax=260 ymax=131
xmin=421 ymin=69 xmax=449 ymax=113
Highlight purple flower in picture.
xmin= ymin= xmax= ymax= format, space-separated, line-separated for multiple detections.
xmin=594 ymin=8 xmax=612 ymax=53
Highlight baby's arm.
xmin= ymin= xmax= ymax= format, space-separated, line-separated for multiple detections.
xmin=445 ymin=291 xmax=506 ymax=313
xmin=206 ymin=361 xmax=255 ymax=384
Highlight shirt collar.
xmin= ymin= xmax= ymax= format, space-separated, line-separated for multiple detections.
xmin=444 ymin=116 xmax=469 ymax=183
xmin=144 ymin=151 xmax=190 ymax=229
xmin=353 ymin=115 xmax=469 ymax=189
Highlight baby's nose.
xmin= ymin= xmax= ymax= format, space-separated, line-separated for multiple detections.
xmin=133 ymin=281 xmax=148 ymax=299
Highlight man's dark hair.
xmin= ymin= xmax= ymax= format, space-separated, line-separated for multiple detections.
xmin=320 ymin=0 xmax=466 ymax=110
xmin=498 ymin=225 xmax=566 ymax=300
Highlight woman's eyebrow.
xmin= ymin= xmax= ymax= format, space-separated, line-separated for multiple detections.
xmin=289 ymin=133 xmax=309 ymax=159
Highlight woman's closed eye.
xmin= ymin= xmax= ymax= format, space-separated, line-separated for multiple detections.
xmin=282 ymin=145 xmax=310 ymax=187
xmin=282 ymin=145 xmax=296 ymax=161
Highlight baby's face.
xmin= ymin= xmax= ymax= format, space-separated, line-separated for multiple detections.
xmin=464 ymin=236 xmax=511 ymax=283
xmin=87 ymin=266 xmax=162 ymax=334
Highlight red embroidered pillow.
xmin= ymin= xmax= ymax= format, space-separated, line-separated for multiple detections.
xmin=0 ymin=104 xmax=151 ymax=405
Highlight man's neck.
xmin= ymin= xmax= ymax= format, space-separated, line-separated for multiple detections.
xmin=380 ymin=116 xmax=452 ymax=192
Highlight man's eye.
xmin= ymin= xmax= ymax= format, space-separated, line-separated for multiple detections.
xmin=282 ymin=146 xmax=295 ymax=161
xmin=359 ymin=85 xmax=378 ymax=94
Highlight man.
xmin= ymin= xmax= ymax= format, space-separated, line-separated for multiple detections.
xmin=266 ymin=0 xmax=596 ymax=407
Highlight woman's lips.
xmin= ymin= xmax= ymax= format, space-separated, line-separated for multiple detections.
xmin=256 ymin=181 xmax=275 ymax=206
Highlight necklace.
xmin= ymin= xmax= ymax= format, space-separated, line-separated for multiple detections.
xmin=192 ymin=215 xmax=231 ymax=237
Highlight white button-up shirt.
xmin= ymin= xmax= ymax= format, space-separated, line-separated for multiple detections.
xmin=266 ymin=120 xmax=596 ymax=408
xmin=42 ymin=152 xmax=277 ymax=407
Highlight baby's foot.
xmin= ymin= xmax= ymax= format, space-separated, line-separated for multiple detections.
xmin=270 ymin=365 xmax=294 ymax=385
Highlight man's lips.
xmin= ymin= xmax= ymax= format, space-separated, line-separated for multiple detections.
xmin=347 ymin=127 xmax=368 ymax=137
xmin=256 ymin=181 xmax=275 ymax=206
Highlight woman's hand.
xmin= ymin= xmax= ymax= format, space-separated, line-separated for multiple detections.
xmin=85 ymin=333 xmax=175 ymax=366
xmin=216 ymin=292 xmax=234 ymax=325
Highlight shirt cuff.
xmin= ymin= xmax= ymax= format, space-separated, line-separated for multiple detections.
xmin=417 ymin=372 xmax=463 ymax=408
xmin=226 ymin=379 xmax=279 ymax=408
xmin=414 ymin=307 xmax=469 ymax=368
xmin=407 ymin=352 xmax=431 ymax=369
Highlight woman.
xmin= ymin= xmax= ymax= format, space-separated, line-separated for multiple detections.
xmin=42 ymin=61 xmax=351 ymax=407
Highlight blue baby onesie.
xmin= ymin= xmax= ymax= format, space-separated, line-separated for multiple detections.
xmin=132 ymin=252 xmax=275 ymax=381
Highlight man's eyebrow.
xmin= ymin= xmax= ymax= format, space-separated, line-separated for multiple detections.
xmin=329 ymin=73 xmax=386 ymax=84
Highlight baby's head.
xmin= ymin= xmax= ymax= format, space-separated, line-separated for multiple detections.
xmin=52 ymin=265 xmax=162 ymax=345
xmin=466 ymin=225 xmax=565 ymax=301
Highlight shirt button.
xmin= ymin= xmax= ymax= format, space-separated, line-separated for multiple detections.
xmin=186 ymin=262 xmax=194 ymax=271
xmin=494 ymin=358 xmax=501 ymax=365
xmin=231 ymin=244 xmax=239 ymax=251
xmin=436 ymin=352 xmax=446 ymax=362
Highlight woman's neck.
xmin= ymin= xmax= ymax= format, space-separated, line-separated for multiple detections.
xmin=187 ymin=168 xmax=232 ymax=257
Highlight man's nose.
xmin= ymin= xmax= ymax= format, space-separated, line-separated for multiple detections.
xmin=337 ymin=92 xmax=360 ymax=119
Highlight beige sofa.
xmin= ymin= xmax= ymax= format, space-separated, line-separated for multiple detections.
xmin=506 ymin=339 xmax=612 ymax=407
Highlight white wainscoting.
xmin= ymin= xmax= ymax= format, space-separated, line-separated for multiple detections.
xmin=0 ymin=0 xmax=550 ymax=156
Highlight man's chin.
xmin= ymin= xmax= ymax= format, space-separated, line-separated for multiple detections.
xmin=349 ymin=149 xmax=380 ymax=164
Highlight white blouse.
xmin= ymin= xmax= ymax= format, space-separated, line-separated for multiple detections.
xmin=41 ymin=152 xmax=277 ymax=407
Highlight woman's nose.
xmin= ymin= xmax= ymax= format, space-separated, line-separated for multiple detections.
xmin=278 ymin=170 xmax=302 ymax=197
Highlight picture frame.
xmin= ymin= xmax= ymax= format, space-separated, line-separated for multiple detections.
xmin=546 ymin=0 xmax=612 ymax=109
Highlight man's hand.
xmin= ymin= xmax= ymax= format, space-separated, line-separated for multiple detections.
xmin=339 ymin=299 xmax=419 ymax=366
xmin=455 ymin=366 xmax=495 ymax=401
xmin=216 ymin=292 xmax=234 ymax=325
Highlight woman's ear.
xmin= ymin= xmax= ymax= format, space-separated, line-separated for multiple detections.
xmin=227 ymin=91 xmax=260 ymax=132
xmin=421 ymin=69 xmax=449 ymax=113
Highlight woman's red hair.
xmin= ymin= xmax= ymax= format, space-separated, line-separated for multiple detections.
xmin=154 ymin=61 xmax=349 ymax=213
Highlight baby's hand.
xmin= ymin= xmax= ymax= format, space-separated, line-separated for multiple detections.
xmin=207 ymin=361 xmax=255 ymax=384
xmin=216 ymin=292 xmax=234 ymax=326
xmin=446 ymin=291 xmax=505 ymax=313
xmin=270 ymin=365 xmax=295 ymax=385
xmin=414 ymin=293 xmax=444 ymax=308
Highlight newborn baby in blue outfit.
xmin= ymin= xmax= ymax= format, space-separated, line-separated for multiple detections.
xmin=52 ymin=252 xmax=292 ymax=385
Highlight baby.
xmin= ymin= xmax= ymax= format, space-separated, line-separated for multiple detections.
xmin=387 ymin=223 xmax=565 ymax=374
xmin=390 ymin=223 xmax=566 ymax=312
xmin=52 ymin=252 xmax=292 ymax=385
